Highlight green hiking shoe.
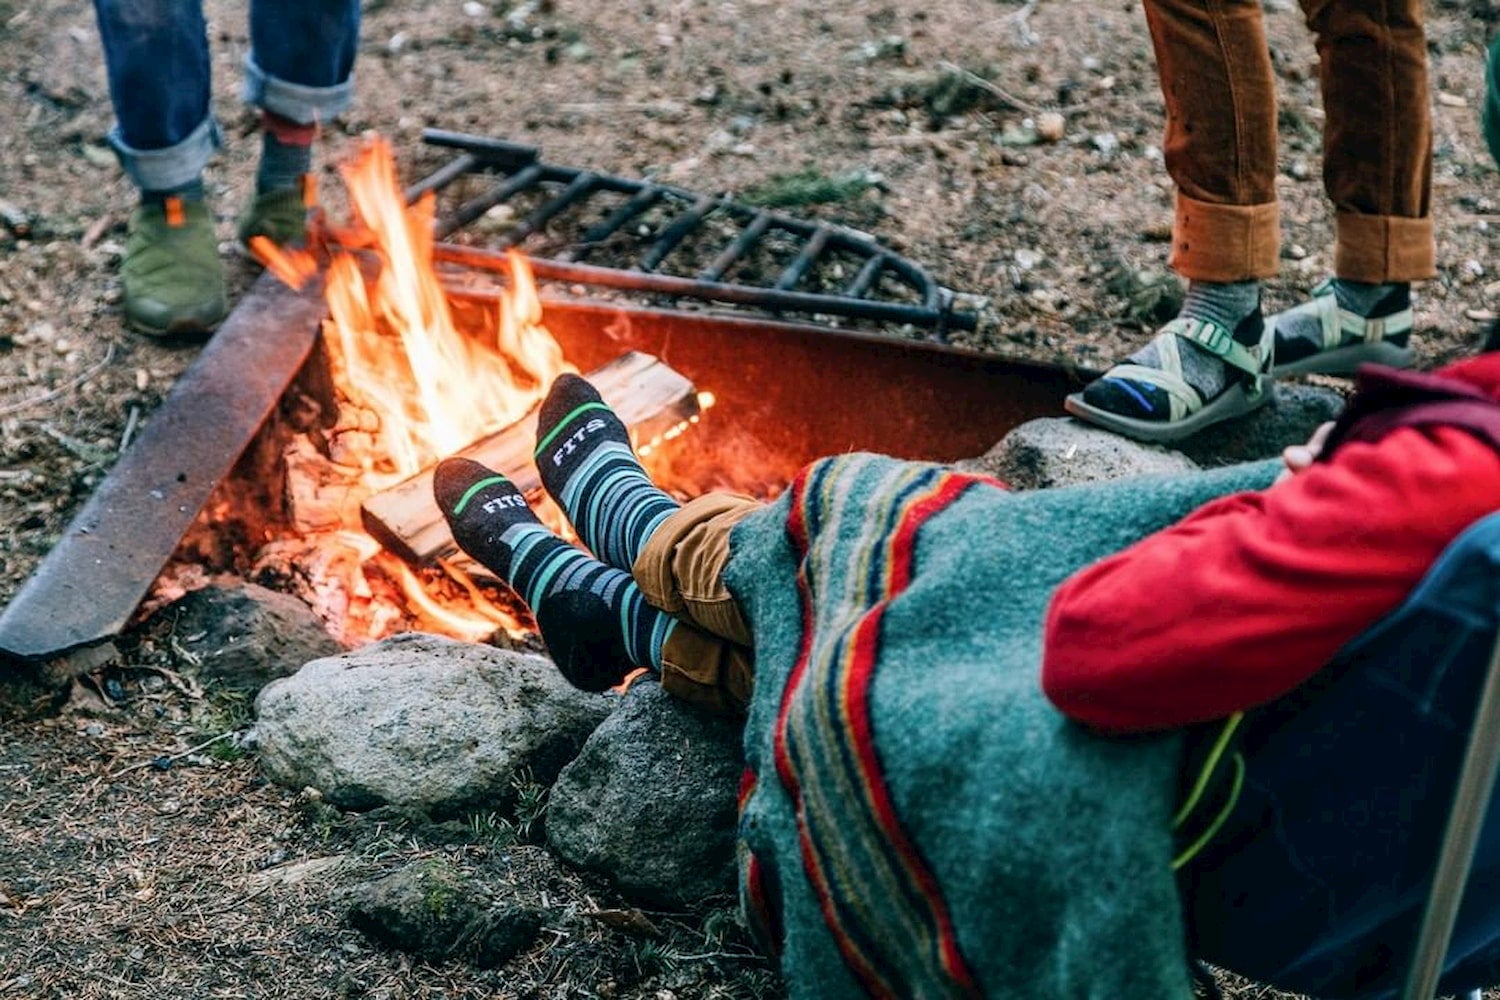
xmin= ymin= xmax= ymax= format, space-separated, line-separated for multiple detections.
xmin=236 ymin=175 xmax=312 ymax=252
xmin=121 ymin=197 xmax=227 ymax=337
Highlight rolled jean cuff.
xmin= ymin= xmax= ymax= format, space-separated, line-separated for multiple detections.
xmin=1169 ymin=191 xmax=1280 ymax=283
xmin=1333 ymin=212 xmax=1436 ymax=284
xmin=109 ymin=116 xmax=221 ymax=192
xmin=241 ymin=56 xmax=354 ymax=125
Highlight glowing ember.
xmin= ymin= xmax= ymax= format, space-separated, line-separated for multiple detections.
xmin=250 ymin=136 xmax=574 ymax=643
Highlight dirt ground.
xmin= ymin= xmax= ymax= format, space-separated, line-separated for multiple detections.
xmin=1 ymin=0 xmax=1498 ymax=997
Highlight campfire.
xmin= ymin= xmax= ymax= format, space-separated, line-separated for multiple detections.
xmin=0 ymin=128 xmax=1081 ymax=671
xmin=161 ymin=138 xmax=712 ymax=647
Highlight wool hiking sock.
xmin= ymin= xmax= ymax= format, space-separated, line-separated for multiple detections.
xmin=255 ymin=112 xmax=315 ymax=195
xmin=1084 ymin=279 xmax=1262 ymax=420
xmin=435 ymin=457 xmax=676 ymax=691
xmin=140 ymin=177 xmax=206 ymax=208
xmin=534 ymin=373 xmax=680 ymax=571
xmin=1272 ymin=279 xmax=1411 ymax=365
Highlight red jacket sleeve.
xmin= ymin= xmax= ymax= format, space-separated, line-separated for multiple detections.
xmin=1041 ymin=426 xmax=1500 ymax=733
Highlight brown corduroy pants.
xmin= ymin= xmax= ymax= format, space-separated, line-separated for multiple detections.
xmin=1141 ymin=0 xmax=1434 ymax=283
xmin=632 ymin=493 xmax=763 ymax=716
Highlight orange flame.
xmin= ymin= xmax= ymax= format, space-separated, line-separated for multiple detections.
xmin=252 ymin=136 xmax=572 ymax=643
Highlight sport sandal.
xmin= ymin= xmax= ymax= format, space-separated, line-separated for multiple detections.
xmin=1065 ymin=311 xmax=1274 ymax=444
xmin=1269 ymin=278 xmax=1413 ymax=377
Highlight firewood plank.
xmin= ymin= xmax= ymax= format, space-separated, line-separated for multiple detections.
xmin=360 ymin=351 xmax=698 ymax=565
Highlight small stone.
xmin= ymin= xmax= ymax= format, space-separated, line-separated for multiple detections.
xmin=1095 ymin=75 xmax=1116 ymax=91
xmin=1466 ymin=309 xmax=1498 ymax=323
xmin=462 ymin=1 xmax=485 ymax=16
xmin=158 ymin=799 xmax=182 ymax=816
xmin=1081 ymin=56 xmax=1102 ymax=72
xmin=1090 ymin=132 xmax=1119 ymax=156
xmin=1436 ymin=92 xmax=1469 ymax=108
xmin=1035 ymin=111 xmax=1065 ymax=143
xmin=84 ymin=723 xmax=105 ymax=737
xmin=1013 ymin=248 xmax=1042 ymax=271
xmin=1282 ymin=243 xmax=1308 ymax=260
xmin=1288 ymin=159 xmax=1311 ymax=181
xmin=387 ymin=32 xmax=409 ymax=53
xmin=1462 ymin=259 xmax=1485 ymax=282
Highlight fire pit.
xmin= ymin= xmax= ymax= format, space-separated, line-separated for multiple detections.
xmin=0 ymin=133 xmax=1086 ymax=676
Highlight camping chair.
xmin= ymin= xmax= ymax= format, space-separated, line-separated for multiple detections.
xmin=1400 ymin=515 xmax=1500 ymax=999
xmin=1182 ymin=510 xmax=1500 ymax=1000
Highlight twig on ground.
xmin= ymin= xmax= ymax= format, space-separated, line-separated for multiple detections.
xmin=80 ymin=213 xmax=116 ymax=250
xmin=118 ymin=404 xmax=140 ymax=453
xmin=109 ymin=730 xmax=236 ymax=778
xmin=0 ymin=340 xmax=117 ymax=419
xmin=937 ymin=60 xmax=1090 ymax=118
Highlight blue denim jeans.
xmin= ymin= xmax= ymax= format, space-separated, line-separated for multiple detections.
xmin=92 ymin=0 xmax=359 ymax=191
xmin=1180 ymin=511 xmax=1500 ymax=999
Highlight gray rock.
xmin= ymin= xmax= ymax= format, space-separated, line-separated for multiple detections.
xmin=1173 ymin=382 xmax=1344 ymax=467
xmin=347 ymin=858 xmax=543 ymax=968
xmin=254 ymin=633 xmax=611 ymax=814
xmin=547 ymin=681 xmax=742 ymax=908
xmin=152 ymin=584 xmax=341 ymax=694
xmin=958 ymin=416 xmax=1200 ymax=490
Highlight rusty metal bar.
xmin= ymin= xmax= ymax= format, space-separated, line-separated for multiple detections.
xmin=404 ymin=152 xmax=478 ymax=203
xmin=640 ymin=193 xmax=721 ymax=272
xmin=436 ymin=242 xmax=977 ymax=330
xmin=699 ymin=213 xmax=771 ymax=282
xmin=846 ymin=253 xmax=886 ymax=299
xmin=435 ymin=163 xmax=547 ymax=240
xmin=495 ymin=172 xmax=598 ymax=250
xmin=775 ymin=225 xmax=833 ymax=291
xmin=564 ymin=188 xmax=663 ymax=261
xmin=0 ymin=274 xmax=327 ymax=665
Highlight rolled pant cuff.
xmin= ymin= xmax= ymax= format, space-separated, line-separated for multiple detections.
xmin=633 ymin=492 xmax=759 ymax=648
xmin=1170 ymin=192 xmax=1280 ymax=283
xmin=1333 ymin=212 xmax=1436 ymax=284
xmin=109 ymin=116 xmax=221 ymax=192
xmin=241 ymin=57 xmax=354 ymax=125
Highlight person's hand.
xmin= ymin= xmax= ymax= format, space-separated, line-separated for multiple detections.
xmin=1275 ymin=422 xmax=1334 ymax=483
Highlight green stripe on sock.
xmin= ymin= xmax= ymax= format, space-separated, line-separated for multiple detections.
xmin=533 ymin=401 xmax=612 ymax=459
xmin=452 ymin=475 xmax=511 ymax=516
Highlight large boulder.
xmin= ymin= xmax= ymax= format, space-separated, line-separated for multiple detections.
xmin=254 ymin=633 xmax=611 ymax=814
xmin=547 ymin=681 xmax=742 ymax=908
xmin=959 ymin=416 xmax=1200 ymax=490
xmin=151 ymin=583 xmax=342 ymax=694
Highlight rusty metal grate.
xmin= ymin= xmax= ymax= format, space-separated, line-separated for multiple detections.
xmin=408 ymin=129 xmax=976 ymax=332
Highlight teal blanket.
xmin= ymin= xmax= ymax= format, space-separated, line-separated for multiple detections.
xmin=723 ymin=454 xmax=1278 ymax=999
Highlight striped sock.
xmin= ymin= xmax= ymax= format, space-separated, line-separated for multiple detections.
xmin=534 ymin=373 xmax=680 ymax=570
xmin=435 ymin=457 xmax=676 ymax=691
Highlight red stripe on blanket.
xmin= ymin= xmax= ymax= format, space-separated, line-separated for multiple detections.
xmin=845 ymin=475 xmax=982 ymax=991
xmin=769 ymin=466 xmax=983 ymax=997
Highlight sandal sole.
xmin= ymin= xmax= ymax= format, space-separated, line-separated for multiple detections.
xmin=1063 ymin=381 xmax=1275 ymax=444
xmin=1273 ymin=340 xmax=1413 ymax=378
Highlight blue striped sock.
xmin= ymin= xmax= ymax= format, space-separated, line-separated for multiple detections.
xmin=435 ymin=458 xmax=675 ymax=691
xmin=534 ymin=374 xmax=680 ymax=571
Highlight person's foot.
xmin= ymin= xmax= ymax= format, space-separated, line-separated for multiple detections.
xmin=434 ymin=457 xmax=676 ymax=691
xmin=1066 ymin=280 xmax=1273 ymax=442
xmin=1269 ymin=278 xmax=1413 ymax=377
xmin=236 ymin=174 xmax=313 ymax=252
xmin=121 ymin=196 xmax=227 ymax=337
xmin=535 ymin=373 xmax=680 ymax=570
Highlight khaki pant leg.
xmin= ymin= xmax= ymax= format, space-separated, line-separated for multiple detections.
xmin=634 ymin=493 xmax=762 ymax=715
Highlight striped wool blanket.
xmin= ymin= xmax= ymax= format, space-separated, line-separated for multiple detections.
xmin=723 ymin=452 xmax=1279 ymax=999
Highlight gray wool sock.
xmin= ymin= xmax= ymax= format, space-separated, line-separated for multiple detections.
xmin=1274 ymin=279 xmax=1408 ymax=350
xmin=1125 ymin=279 xmax=1260 ymax=400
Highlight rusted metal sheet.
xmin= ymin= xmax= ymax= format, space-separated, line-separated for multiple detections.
xmin=0 ymin=273 xmax=326 ymax=664
xmin=451 ymin=294 xmax=1093 ymax=473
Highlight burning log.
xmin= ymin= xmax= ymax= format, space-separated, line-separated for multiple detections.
xmin=361 ymin=351 xmax=699 ymax=566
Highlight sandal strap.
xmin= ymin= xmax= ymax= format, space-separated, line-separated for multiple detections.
xmin=1160 ymin=316 xmax=1269 ymax=392
xmin=1292 ymin=280 xmax=1414 ymax=349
